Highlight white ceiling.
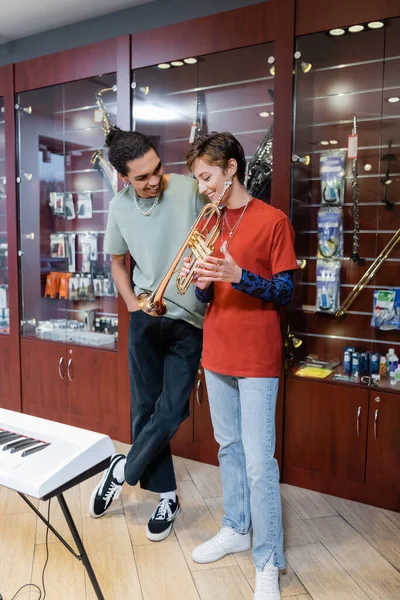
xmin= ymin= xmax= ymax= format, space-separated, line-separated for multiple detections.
xmin=0 ymin=0 xmax=156 ymax=43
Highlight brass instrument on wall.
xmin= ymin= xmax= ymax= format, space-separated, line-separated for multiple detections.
xmin=91 ymin=85 xmax=118 ymax=194
xmin=137 ymin=180 xmax=232 ymax=317
xmin=335 ymin=228 xmax=400 ymax=317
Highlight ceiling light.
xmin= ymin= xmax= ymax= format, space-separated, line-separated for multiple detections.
xmin=329 ymin=28 xmax=345 ymax=36
xmin=268 ymin=56 xmax=275 ymax=64
xmin=183 ymin=58 xmax=197 ymax=64
xmin=388 ymin=96 xmax=400 ymax=103
xmin=368 ymin=21 xmax=384 ymax=29
xmin=270 ymin=111 xmax=274 ymax=116
xmin=157 ymin=63 xmax=171 ymax=69
xmin=259 ymin=112 xmax=270 ymax=118
xmin=171 ymin=61 xmax=184 ymax=67
xmin=320 ymin=141 xmax=329 ymax=145
xmin=301 ymin=61 xmax=312 ymax=73
xmin=329 ymin=140 xmax=338 ymax=145
xmin=269 ymin=66 xmax=275 ymax=76
xmin=364 ymin=164 xmax=372 ymax=171
xmin=348 ymin=25 xmax=364 ymax=33
xmin=294 ymin=51 xmax=302 ymax=60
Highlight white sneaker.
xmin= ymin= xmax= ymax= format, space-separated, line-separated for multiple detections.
xmin=192 ymin=527 xmax=251 ymax=564
xmin=254 ymin=563 xmax=280 ymax=600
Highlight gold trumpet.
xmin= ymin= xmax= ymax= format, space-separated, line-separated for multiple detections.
xmin=335 ymin=228 xmax=400 ymax=318
xmin=137 ymin=180 xmax=232 ymax=316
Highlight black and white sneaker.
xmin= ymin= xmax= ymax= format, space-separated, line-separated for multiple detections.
xmin=146 ymin=496 xmax=181 ymax=541
xmin=89 ymin=453 xmax=126 ymax=518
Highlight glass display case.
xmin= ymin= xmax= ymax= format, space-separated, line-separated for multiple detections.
xmin=17 ymin=75 xmax=119 ymax=349
xmin=0 ymin=97 xmax=9 ymax=335
xmin=290 ymin=18 xmax=400 ymax=378
xmin=132 ymin=43 xmax=275 ymax=202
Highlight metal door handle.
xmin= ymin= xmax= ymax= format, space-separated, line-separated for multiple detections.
xmin=374 ymin=409 xmax=379 ymax=440
xmin=356 ymin=406 xmax=361 ymax=436
xmin=196 ymin=379 xmax=202 ymax=406
xmin=67 ymin=358 xmax=73 ymax=382
xmin=58 ymin=357 xmax=64 ymax=380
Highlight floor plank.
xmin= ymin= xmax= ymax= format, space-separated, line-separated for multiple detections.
xmin=281 ymin=484 xmax=338 ymax=519
xmin=307 ymin=515 xmax=400 ymax=600
xmin=326 ymin=495 xmax=400 ymax=570
xmin=0 ymin=485 xmax=38 ymax=515
xmin=282 ymin=499 xmax=318 ymax=548
xmin=192 ymin=566 xmax=253 ymax=599
xmin=286 ymin=542 xmax=369 ymax=600
xmin=0 ymin=513 xmax=37 ymax=599
xmin=173 ymin=480 xmax=237 ymax=571
xmin=83 ymin=513 xmax=143 ymax=600
xmin=30 ymin=542 xmax=86 ymax=600
xmin=36 ymin=485 xmax=82 ymax=544
xmin=134 ymin=541 xmax=200 ymax=600
xmin=184 ymin=459 xmax=223 ymax=499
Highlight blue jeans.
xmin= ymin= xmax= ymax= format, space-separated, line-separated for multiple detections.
xmin=204 ymin=369 xmax=285 ymax=570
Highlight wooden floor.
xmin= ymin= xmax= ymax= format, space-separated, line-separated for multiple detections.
xmin=1 ymin=441 xmax=400 ymax=600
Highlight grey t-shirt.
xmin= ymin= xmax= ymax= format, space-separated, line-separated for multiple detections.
xmin=104 ymin=174 xmax=207 ymax=329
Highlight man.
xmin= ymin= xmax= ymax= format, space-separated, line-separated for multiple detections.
xmin=89 ymin=127 xmax=206 ymax=541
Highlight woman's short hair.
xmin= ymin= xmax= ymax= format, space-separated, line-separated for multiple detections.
xmin=186 ymin=132 xmax=246 ymax=184
xmin=105 ymin=127 xmax=158 ymax=176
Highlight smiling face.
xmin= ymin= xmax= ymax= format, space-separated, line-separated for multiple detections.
xmin=123 ymin=148 xmax=165 ymax=198
xmin=192 ymin=157 xmax=237 ymax=204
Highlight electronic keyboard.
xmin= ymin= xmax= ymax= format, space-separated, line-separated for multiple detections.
xmin=0 ymin=408 xmax=115 ymax=500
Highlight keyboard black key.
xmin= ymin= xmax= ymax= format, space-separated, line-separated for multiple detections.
xmin=0 ymin=431 xmax=12 ymax=440
xmin=0 ymin=433 xmax=23 ymax=444
xmin=22 ymin=442 xmax=51 ymax=457
xmin=3 ymin=438 xmax=35 ymax=452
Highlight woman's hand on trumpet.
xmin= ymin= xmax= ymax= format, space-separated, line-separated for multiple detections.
xmin=194 ymin=242 xmax=243 ymax=284
xmin=180 ymin=256 xmax=211 ymax=290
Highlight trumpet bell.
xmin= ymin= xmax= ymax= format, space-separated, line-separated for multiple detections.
xmin=136 ymin=292 xmax=168 ymax=317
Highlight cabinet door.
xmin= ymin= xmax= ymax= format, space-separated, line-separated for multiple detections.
xmin=284 ymin=379 xmax=369 ymax=484
xmin=66 ymin=345 xmax=118 ymax=437
xmin=21 ymin=338 xmax=68 ymax=422
xmin=366 ymin=391 xmax=400 ymax=491
xmin=193 ymin=369 xmax=219 ymax=459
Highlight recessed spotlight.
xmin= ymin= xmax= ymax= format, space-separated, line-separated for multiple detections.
xmin=320 ymin=141 xmax=329 ymax=145
xmin=268 ymin=56 xmax=275 ymax=64
xmin=184 ymin=58 xmax=197 ymax=64
xmin=270 ymin=111 xmax=274 ymax=116
xmin=294 ymin=51 xmax=302 ymax=60
xmin=259 ymin=112 xmax=270 ymax=118
xmin=329 ymin=28 xmax=345 ymax=36
xmin=348 ymin=25 xmax=365 ymax=33
xmin=388 ymin=96 xmax=400 ymax=103
xmin=364 ymin=164 xmax=372 ymax=171
xmin=171 ymin=61 xmax=184 ymax=67
xmin=157 ymin=63 xmax=171 ymax=69
xmin=368 ymin=21 xmax=384 ymax=29
xmin=329 ymin=140 xmax=339 ymax=145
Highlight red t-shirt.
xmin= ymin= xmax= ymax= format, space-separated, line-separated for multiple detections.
xmin=202 ymin=198 xmax=298 ymax=378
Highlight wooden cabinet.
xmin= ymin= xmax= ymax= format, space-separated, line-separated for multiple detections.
xmin=366 ymin=391 xmax=400 ymax=492
xmin=21 ymin=338 xmax=120 ymax=438
xmin=284 ymin=378 xmax=369 ymax=484
xmin=283 ymin=377 xmax=400 ymax=511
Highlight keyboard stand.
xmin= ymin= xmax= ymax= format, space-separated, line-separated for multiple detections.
xmin=19 ymin=492 xmax=105 ymax=600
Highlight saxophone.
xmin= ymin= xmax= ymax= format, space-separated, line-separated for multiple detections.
xmin=91 ymin=86 xmax=118 ymax=194
xmin=246 ymin=124 xmax=273 ymax=202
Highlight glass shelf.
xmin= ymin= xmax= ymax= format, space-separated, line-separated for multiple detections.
xmin=0 ymin=96 xmax=9 ymax=335
xmin=17 ymin=75 xmax=119 ymax=349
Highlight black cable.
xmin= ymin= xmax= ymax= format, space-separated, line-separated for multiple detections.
xmin=8 ymin=499 xmax=51 ymax=600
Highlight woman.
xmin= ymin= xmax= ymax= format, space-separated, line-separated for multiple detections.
xmin=182 ymin=132 xmax=298 ymax=600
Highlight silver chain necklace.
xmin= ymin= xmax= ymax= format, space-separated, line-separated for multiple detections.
xmin=220 ymin=198 xmax=251 ymax=252
xmin=132 ymin=186 xmax=160 ymax=217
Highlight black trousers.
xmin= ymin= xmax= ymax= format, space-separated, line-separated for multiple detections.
xmin=125 ymin=311 xmax=202 ymax=492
